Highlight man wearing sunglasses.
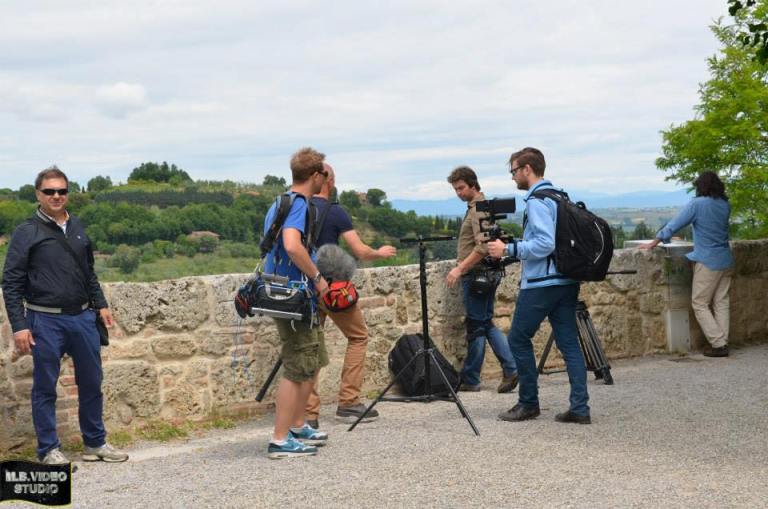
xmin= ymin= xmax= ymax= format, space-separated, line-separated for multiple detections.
xmin=488 ymin=148 xmax=591 ymax=425
xmin=2 ymin=166 xmax=129 ymax=465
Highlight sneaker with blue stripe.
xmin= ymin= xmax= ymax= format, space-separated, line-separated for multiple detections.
xmin=289 ymin=423 xmax=328 ymax=446
xmin=267 ymin=436 xmax=318 ymax=459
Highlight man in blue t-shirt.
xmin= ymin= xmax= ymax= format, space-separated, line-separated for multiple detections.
xmin=264 ymin=147 xmax=332 ymax=459
xmin=305 ymin=163 xmax=396 ymax=428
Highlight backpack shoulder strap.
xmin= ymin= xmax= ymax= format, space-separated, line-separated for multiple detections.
xmin=311 ymin=200 xmax=337 ymax=247
xmin=259 ymin=192 xmax=297 ymax=257
xmin=531 ymin=188 xmax=567 ymax=202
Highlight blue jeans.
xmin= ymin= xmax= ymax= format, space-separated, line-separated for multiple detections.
xmin=507 ymin=284 xmax=589 ymax=416
xmin=29 ymin=309 xmax=106 ymax=458
xmin=461 ymin=279 xmax=517 ymax=386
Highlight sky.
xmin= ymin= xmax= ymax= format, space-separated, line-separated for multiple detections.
xmin=0 ymin=0 xmax=731 ymax=200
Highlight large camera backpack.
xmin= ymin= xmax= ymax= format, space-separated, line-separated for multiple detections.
xmin=528 ymin=188 xmax=613 ymax=282
xmin=388 ymin=334 xmax=461 ymax=396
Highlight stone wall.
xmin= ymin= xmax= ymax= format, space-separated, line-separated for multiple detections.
xmin=1 ymin=240 xmax=767 ymax=451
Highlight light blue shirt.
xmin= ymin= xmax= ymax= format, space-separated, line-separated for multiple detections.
xmin=656 ymin=196 xmax=733 ymax=271
xmin=507 ymin=180 xmax=577 ymax=290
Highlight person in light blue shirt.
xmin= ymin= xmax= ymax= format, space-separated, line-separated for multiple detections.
xmin=488 ymin=147 xmax=590 ymax=425
xmin=640 ymin=171 xmax=734 ymax=357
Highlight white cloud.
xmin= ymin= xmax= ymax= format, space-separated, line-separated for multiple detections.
xmin=0 ymin=0 xmax=729 ymax=197
xmin=95 ymin=82 xmax=148 ymax=118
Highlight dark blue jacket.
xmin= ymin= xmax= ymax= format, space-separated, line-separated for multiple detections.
xmin=2 ymin=209 xmax=108 ymax=333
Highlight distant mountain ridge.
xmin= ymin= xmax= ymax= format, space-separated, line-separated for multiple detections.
xmin=390 ymin=189 xmax=692 ymax=217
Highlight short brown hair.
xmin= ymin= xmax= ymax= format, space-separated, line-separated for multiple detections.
xmin=509 ymin=147 xmax=546 ymax=177
xmin=447 ymin=165 xmax=481 ymax=191
xmin=290 ymin=147 xmax=325 ymax=183
xmin=35 ymin=165 xmax=69 ymax=189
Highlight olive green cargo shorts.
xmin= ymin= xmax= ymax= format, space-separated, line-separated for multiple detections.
xmin=274 ymin=318 xmax=329 ymax=382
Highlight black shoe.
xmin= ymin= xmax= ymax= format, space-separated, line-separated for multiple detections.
xmin=498 ymin=403 xmax=540 ymax=422
xmin=703 ymin=345 xmax=729 ymax=357
xmin=306 ymin=419 xmax=319 ymax=429
xmin=554 ymin=410 xmax=591 ymax=424
xmin=459 ymin=383 xmax=482 ymax=392
xmin=497 ymin=372 xmax=519 ymax=394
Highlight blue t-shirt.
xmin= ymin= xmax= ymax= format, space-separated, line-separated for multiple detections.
xmin=311 ymin=196 xmax=354 ymax=247
xmin=262 ymin=193 xmax=312 ymax=282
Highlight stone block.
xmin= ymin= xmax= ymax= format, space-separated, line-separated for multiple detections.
xmin=107 ymin=278 xmax=210 ymax=334
xmin=151 ymin=335 xmax=197 ymax=359
xmin=10 ymin=355 xmax=33 ymax=378
xmin=102 ymin=361 xmax=161 ymax=423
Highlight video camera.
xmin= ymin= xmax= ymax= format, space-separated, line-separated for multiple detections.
xmin=475 ymin=197 xmax=519 ymax=270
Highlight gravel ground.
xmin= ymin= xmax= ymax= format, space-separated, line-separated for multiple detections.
xmin=14 ymin=344 xmax=768 ymax=509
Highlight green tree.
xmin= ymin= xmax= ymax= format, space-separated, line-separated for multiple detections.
xmin=657 ymin=18 xmax=768 ymax=238
xmin=128 ymin=162 xmax=191 ymax=184
xmin=109 ymin=244 xmax=141 ymax=273
xmin=262 ymin=175 xmax=287 ymax=187
xmin=339 ymin=190 xmax=361 ymax=210
xmin=87 ymin=175 xmax=113 ymax=192
xmin=728 ymin=0 xmax=768 ymax=63
xmin=632 ymin=222 xmax=655 ymax=240
xmin=18 ymin=184 xmax=37 ymax=202
xmin=366 ymin=188 xmax=387 ymax=207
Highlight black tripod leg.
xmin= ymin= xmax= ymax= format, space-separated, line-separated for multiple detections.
xmin=347 ymin=349 xmax=425 ymax=432
xmin=255 ymin=358 xmax=283 ymax=402
xmin=578 ymin=310 xmax=614 ymax=385
xmin=584 ymin=317 xmax=613 ymax=385
xmin=428 ymin=350 xmax=480 ymax=436
xmin=537 ymin=331 xmax=556 ymax=374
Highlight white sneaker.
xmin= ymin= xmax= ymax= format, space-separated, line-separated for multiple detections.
xmin=41 ymin=448 xmax=70 ymax=465
xmin=82 ymin=443 xmax=129 ymax=463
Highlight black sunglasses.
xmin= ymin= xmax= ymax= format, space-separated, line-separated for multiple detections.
xmin=39 ymin=188 xmax=69 ymax=196
xmin=509 ymin=164 xmax=526 ymax=176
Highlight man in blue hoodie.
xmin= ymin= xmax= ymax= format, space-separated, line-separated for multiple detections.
xmin=488 ymin=147 xmax=590 ymax=424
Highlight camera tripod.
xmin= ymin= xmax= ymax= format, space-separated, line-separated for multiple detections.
xmin=536 ymin=270 xmax=636 ymax=385
xmin=348 ymin=235 xmax=480 ymax=436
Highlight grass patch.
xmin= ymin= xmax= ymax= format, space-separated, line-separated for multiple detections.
xmin=198 ymin=417 xmax=236 ymax=431
xmin=108 ymin=430 xmax=135 ymax=448
xmin=94 ymin=253 xmax=261 ymax=282
xmin=136 ymin=420 xmax=190 ymax=442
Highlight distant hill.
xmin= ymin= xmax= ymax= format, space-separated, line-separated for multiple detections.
xmin=390 ymin=189 xmax=692 ymax=217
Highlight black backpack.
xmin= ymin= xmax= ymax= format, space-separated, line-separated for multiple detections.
xmin=529 ymin=188 xmax=613 ymax=282
xmin=388 ymin=334 xmax=461 ymax=396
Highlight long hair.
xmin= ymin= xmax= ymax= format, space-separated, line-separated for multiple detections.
xmin=694 ymin=171 xmax=728 ymax=201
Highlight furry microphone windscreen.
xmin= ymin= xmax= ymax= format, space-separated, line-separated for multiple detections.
xmin=316 ymin=244 xmax=357 ymax=282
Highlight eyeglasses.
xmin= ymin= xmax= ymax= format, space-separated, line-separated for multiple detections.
xmin=315 ymin=169 xmax=329 ymax=177
xmin=510 ymin=164 xmax=526 ymax=176
xmin=39 ymin=188 xmax=69 ymax=196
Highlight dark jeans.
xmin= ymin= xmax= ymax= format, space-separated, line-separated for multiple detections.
xmin=461 ymin=279 xmax=517 ymax=386
xmin=507 ymin=284 xmax=589 ymax=416
xmin=29 ymin=309 xmax=106 ymax=458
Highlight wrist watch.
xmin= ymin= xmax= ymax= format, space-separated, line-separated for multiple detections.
xmin=312 ymin=271 xmax=322 ymax=284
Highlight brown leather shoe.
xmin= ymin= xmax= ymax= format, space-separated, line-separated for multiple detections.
xmin=498 ymin=403 xmax=540 ymax=422
xmin=554 ymin=410 xmax=591 ymax=424
xmin=497 ymin=372 xmax=519 ymax=394
xmin=703 ymin=345 xmax=729 ymax=357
